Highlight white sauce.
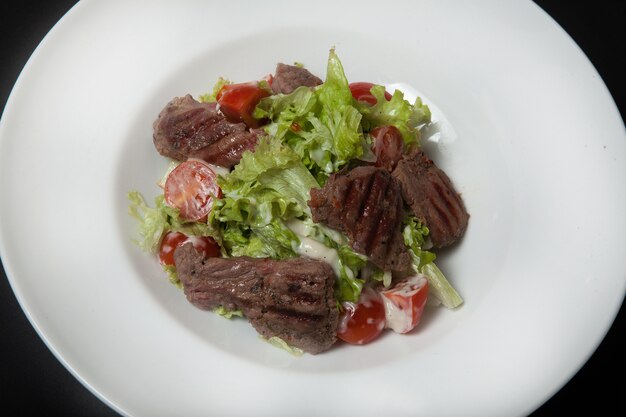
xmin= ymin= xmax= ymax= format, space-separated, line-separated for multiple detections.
xmin=286 ymin=218 xmax=310 ymax=236
xmin=381 ymin=296 xmax=414 ymax=334
xmin=286 ymin=219 xmax=342 ymax=278
xmin=381 ymin=275 xmax=427 ymax=334
xmin=296 ymin=235 xmax=341 ymax=277
xmin=337 ymin=302 xmax=356 ymax=334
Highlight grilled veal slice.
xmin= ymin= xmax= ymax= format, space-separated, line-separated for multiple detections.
xmin=308 ymin=166 xmax=411 ymax=272
xmin=392 ymin=150 xmax=469 ymax=248
xmin=174 ymin=244 xmax=339 ymax=354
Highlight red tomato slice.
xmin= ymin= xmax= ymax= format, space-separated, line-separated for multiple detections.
xmin=337 ymin=287 xmax=386 ymax=345
xmin=371 ymin=125 xmax=404 ymax=171
xmin=216 ymin=82 xmax=270 ymax=128
xmin=349 ymin=82 xmax=393 ymax=105
xmin=159 ymin=231 xmax=220 ymax=266
xmin=380 ymin=275 xmax=429 ymax=334
xmin=164 ymin=160 xmax=221 ymax=222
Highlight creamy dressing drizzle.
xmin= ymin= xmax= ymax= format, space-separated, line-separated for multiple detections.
xmin=337 ymin=289 xmax=384 ymax=342
xmin=286 ymin=219 xmax=342 ymax=278
xmin=337 ymin=302 xmax=356 ymax=334
xmin=381 ymin=296 xmax=414 ymax=334
xmin=382 ymin=275 xmax=427 ymax=333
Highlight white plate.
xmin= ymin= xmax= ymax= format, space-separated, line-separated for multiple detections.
xmin=1 ymin=1 xmax=624 ymax=416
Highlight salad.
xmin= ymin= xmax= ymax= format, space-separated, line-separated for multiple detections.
xmin=129 ymin=49 xmax=468 ymax=354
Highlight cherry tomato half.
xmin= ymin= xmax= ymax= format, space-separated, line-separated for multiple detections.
xmin=164 ymin=160 xmax=221 ymax=222
xmin=380 ymin=275 xmax=429 ymax=334
xmin=371 ymin=125 xmax=404 ymax=171
xmin=349 ymin=82 xmax=393 ymax=105
xmin=216 ymin=82 xmax=270 ymax=128
xmin=159 ymin=231 xmax=221 ymax=266
xmin=337 ymin=287 xmax=386 ymax=345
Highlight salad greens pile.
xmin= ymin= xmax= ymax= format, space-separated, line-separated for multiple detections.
xmin=129 ymin=49 xmax=462 ymax=308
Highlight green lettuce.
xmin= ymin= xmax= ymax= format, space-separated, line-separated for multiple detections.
xmin=261 ymin=336 xmax=304 ymax=356
xmin=127 ymin=191 xmax=214 ymax=253
xmin=421 ymin=262 xmax=463 ymax=309
xmin=198 ymin=77 xmax=231 ymax=103
xmin=219 ymin=134 xmax=319 ymax=213
xmin=335 ymin=244 xmax=367 ymax=302
xmin=370 ymin=269 xmax=393 ymax=288
xmin=354 ymin=85 xmax=431 ymax=146
xmin=211 ymin=135 xmax=319 ymax=258
xmin=214 ymin=306 xmax=244 ymax=319
xmin=403 ymin=216 xmax=463 ymax=308
xmin=287 ymin=218 xmax=366 ymax=302
xmin=254 ymin=86 xmax=318 ymax=141
xmin=402 ymin=216 xmax=436 ymax=270
xmin=254 ymin=49 xmax=367 ymax=183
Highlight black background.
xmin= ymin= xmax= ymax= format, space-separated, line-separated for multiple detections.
xmin=0 ymin=1 xmax=623 ymax=415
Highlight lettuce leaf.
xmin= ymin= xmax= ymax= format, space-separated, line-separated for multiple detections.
xmin=127 ymin=191 xmax=214 ymax=253
xmin=222 ymin=218 xmax=300 ymax=259
xmin=287 ymin=218 xmax=366 ymax=303
xmin=402 ymin=216 xmax=436 ymax=270
xmin=421 ymin=262 xmax=463 ymax=309
xmin=214 ymin=306 xmax=244 ymax=319
xmin=316 ymin=48 xmax=353 ymax=109
xmin=219 ymin=134 xmax=318 ymax=214
xmin=254 ymin=86 xmax=317 ymax=141
xmin=211 ymin=135 xmax=319 ymax=258
xmin=304 ymin=48 xmax=366 ymax=171
xmin=403 ymin=216 xmax=463 ymax=308
xmin=261 ymin=336 xmax=304 ymax=356
xmin=335 ymin=244 xmax=367 ymax=302
xmin=354 ymin=85 xmax=431 ymax=146
xmin=254 ymin=49 xmax=367 ymax=182
xmin=199 ymin=77 xmax=231 ymax=103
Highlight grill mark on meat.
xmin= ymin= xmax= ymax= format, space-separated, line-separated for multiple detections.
xmin=354 ymin=171 xmax=387 ymax=255
xmin=190 ymin=131 xmax=258 ymax=168
xmin=425 ymin=170 xmax=467 ymax=241
xmin=438 ymin=170 xmax=467 ymax=223
xmin=331 ymin=174 xmax=351 ymax=209
xmin=338 ymin=177 xmax=360 ymax=229
xmin=308 ymin=166 xmax=411 ymax=272
xmin=266 ymin=307 xmax=324 ymax=322
xmin=174 ymin=244 xmax=338 ymax=354
xmin=384 ymin=185 xmax=409 ymax=271
xmin=343 ymin=174 xmax=374 ymax=233
xmin=194 ymin=119 xmax=245 ymax=151
xmin=370 ymin=181 xmax=399 ymax=261
xmin=391 ymin=150 xmax=469 ymax=248
xmin=428 ymin=197 xmax=452 ymax=239
xmin=433 ymin=181 xmax=453 ymax=221
xmin=153 ymin=94 xmax=257 ymax=168
xmin=431 ymin=171 xmax=462 ymax=225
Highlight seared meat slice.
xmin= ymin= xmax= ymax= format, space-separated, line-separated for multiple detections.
xmin=392 ymin=150 xmax=469 ymax=248
xmin=153 ymin=95 xmax=226 ymax=160
xmin=308 ymin=166 xmax=411 ymax=272
xmin=174 ymin=244 xmax=339 ymax=354
xmin=189 ymin=130 xmax=258 ymax=168
xmin=271 ymin=63 xmax=323 ymax=94
xmin=152 ymin=94 xmax=257 ymax=168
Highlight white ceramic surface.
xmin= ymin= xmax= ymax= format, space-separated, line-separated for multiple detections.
xmin=1 ymin=1 xmax=624 ymax=416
